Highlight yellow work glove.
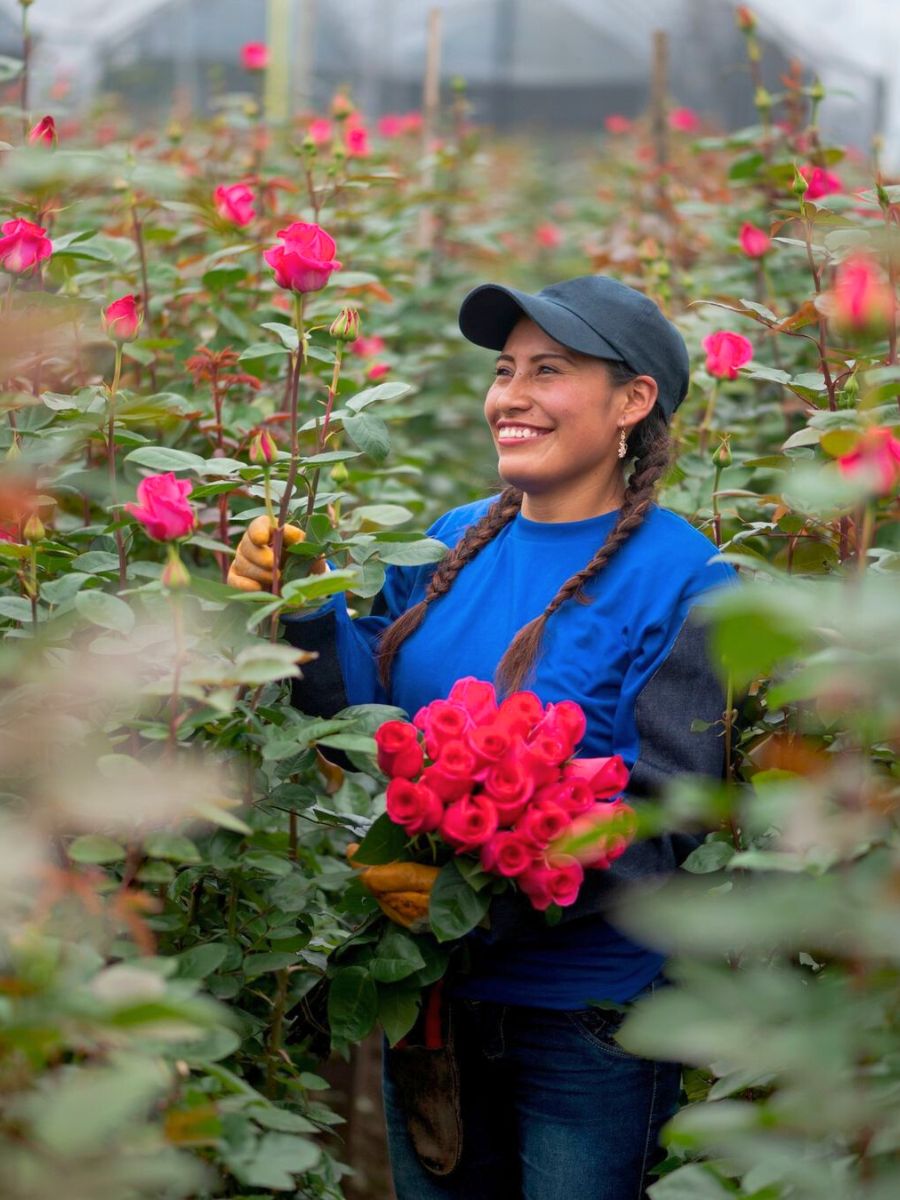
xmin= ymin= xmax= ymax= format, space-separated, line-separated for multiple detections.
xmin=346 ymin=843 xmax=439 ymax=931
xmin=227 ymin=514 xmax=324 ymax=592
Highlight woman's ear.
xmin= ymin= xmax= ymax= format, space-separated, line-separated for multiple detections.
xmin=621 ymin=375 xmax=658 ymax=428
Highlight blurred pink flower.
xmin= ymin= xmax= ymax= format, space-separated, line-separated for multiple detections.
xmin=240 ymin=42 xmax=269 ymax=70
xmin=536 ymin=222 xmax=563 ymax=249
xmin=604 ymin=114 xmax=633 ymax=135
xmin=307 ymin=117 xmax=333 ymax=146
xmin=668 ymin=107 xmax=702 ymax=133
xmin=702 ymin=331 xmax=754 ymax=379
xmin=837 ymin=428 xmax=900 ymax=496
xmin=351 ymin=335 xmax=386 ymax=357
xmin=28 ymin=115 xmax=56 ymax=147
xmin=738 ymin=222 xmax=771 ymax=258
xmin=213 ymin=183 xmax=255 ymax=226
xmin=367 ymin=363 xmax=390 ymax=381
xmin=345 ymin=124 xmax=370 ymax=157
xmin=0 ymin=218 xmax=52 ymax=275
xmin=799 ymin=164 xmax=843 ymax=200
xmin=827 ymin=254 xmax=896 ymax=336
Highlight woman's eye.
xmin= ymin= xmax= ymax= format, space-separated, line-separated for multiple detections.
xmin=494 ymin=366 xmax=512 ymax=377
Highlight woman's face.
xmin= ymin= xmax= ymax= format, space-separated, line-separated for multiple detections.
xmin=483 ymin=317 xmax=626 ymax=506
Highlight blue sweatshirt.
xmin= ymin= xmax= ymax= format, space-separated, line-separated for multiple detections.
xmin=283 ymin=499 xmax=735 ymax=1009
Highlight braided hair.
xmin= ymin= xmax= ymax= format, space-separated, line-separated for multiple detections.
xmin=377 ymin=361 xmax=672 ymax=694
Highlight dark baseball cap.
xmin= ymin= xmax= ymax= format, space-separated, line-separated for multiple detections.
xmin=458 ymin=274 xmax=690 ymax=420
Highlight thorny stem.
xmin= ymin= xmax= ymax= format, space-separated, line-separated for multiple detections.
xmin=271 ymin=295 xmax=306 ymax=598
xmin=801 ymin=212 xmax=838 ymax=410
xmin=305 ymin=341 xmax=345 ymax=521
xmin=108 ymin=345 xmax=128 ymax=591
xmin=265 ymin=968 xmax=290 ymax=1098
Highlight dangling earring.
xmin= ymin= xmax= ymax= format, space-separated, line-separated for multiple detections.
xmin=617 ymin=426 xmax=628 ymax=459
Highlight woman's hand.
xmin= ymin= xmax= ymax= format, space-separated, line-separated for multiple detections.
xmin=227 ymin=515 xmax=310 ymax=592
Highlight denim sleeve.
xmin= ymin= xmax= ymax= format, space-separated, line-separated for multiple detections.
xmin=482 ymin=604 xmax=729 ymax=944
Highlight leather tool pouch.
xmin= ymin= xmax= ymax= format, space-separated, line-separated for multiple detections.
xmin=387 ymin=983 xmax=463 ymax=1177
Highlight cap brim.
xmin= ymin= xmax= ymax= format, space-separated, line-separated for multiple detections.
xmin=458 ymin=283 xmax=625 ymax=362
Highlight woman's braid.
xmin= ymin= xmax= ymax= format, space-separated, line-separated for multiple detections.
xmin=494 ymin=407 xmax=671 ymax=694
xmin=376 ymin=486 xmax=523 ymax=686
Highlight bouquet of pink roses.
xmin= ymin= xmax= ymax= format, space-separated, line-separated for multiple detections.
xmin=373 ymin=677 xmax=636 ymax=912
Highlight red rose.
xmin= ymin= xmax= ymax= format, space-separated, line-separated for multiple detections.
xmin=102 ymin=294 xmax=141 ymax=343
xmin=483 ymin=758 xmax=534 ymax=824
xmin=495 ymin=690 xmax=545 ymax=737
xmin=214 ymin=183 xmax=256 ymax=227
xmin=421 ymin=739 xmax=478 ymax=802
xmin=375 ymin=720 xmax=424 ymax=780
xmin=264 ymin=221 xmax=342 ymax=294
xmin=533 ymin=700 xmax=586 ymax=752
xmin=448 ymin=676 xmax=499 ymax=724
xmin=564 ymin=755 xmax=629 ymax=799
xmin=440 ymin=795 xmax=498 ymax=853
xmin=517 ymin=798 xmax=571 ymax=850
xmin=521 ymin=734 xmax=570 ymax=787
xmin=518 ymin=854 xmax=584 ymax=910
xmin=125 ymin=472 xmax=196 ymax=541
xmin=0 ymin=218 xmax=52 ymax=276
xmin=466 ymin=723 xmax=513 ymax=774
xmin=535 ymin=777 xmax=595 ymax=817
xmin=702 ymin=330 xmax=754 ymax=380
xmin=481 ymin=830 xmax=534 ymax=877
xmin=413 ymin=699 xmax=471 ymax=758
xmin=385 ymin=778 xmax=443 ymax=836
xmin=559 ymin=801 xmax=637 ymax=867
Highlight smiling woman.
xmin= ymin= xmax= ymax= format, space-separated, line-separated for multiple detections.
xmin=232 ymin=273 xmax=736 ymax=1200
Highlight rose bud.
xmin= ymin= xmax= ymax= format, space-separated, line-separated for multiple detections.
xmin=161 ymin=552 xmax=191 ymax=590
xmin=738 ymin=222 xmax=771 ymax=258
xmin=375 ymin=720 xmax=424 ymax=780
xmin=825 ymin=254 xmax=896 ymax=339
xmin=125 ymin=472 xmax=196 ymax=542
xmin=240 ymin=42 xmax=269 ymax=70
xmin=28 ymin=115 xmax=57 ymax=147
xmin=102 ymin=294 xmax=142 ymax=343
xmin=264 ymin=221 xmax=342 ymax=294
xmin=329 ymin=307 xmax=361 ymax=342
xmin=713 ymin=438 xmax=733 ymax=469
xmin=22 ymin=512 xmax=45 ymax=542
xmin=214 ymin=183 xmax=255 ymax=227
xmin=249 ymin=430 xmax=278 ymax=466
xmin=0 ymin=218 xmax=52 ymax=276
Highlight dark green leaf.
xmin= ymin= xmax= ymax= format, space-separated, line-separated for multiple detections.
xmin=327 ymin=966 xmax=378 ymax=1042
xmin=352 ymin=812 xmax=409 ymax=865
xmin=429 ymin=859 xmax=491 ymax=943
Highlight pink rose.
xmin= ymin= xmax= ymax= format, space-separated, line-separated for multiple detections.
xmin=563 ymin=755 xmax=629 ymax=799
xmin=28 ymin=115 xmax=57 ymax=147
xmin=738 ymin=222 xmax=771 ymax=258
xmin=837 ymin=428 xmax=900 ymax=497
xmin=482 ymin=758 xmax=534 ymax=824
xmin=125 ymin=472 xmax=196 ymax=541
xmin=378 ymin=114 xmax=405 ymax=138
xmin=307 ymin=118 xmax=333 ymax=145
xmin=241 ymin=42 xmax=269 ymax=71
xmin=440 ymin=794 xmax=498 ymax=853
xmin=448 ymin=677 xmax=499 ymax=724
xmin=604 ymin=114 xmax=633 ymax=135
xmin=558 ymin=801 xmax=637 ymax=868
xmin=375 ymin=720 xmax=424 ymax=780
xmin=495 ymin=690 xmax=545 ymax=737
xmin=0 ymin=218 xmax=52 ymax=275
xmin=702 ymin=330 xmax=754 ymax=380
xmin=481 ymin=830 xmax=534 ymax=877
xmin=799 ymin=165 xmax=843 ymax=200
xmin=350 ymin=335 xmax=386 ymax=357
xmin=345 ymin=124 xmax=370 ymax=157
xmin=827 ymin=254 xmax=895 ymax=337
xmin=413 ymin=699 xmax=471 ymax=758
xmin=102 ymin=294 xmax=141 ymax=343
xmin=264 ymin=221 xmax=342 ymax=294
xmin=214 ymin=183 xmax=255 ymax=227
xmin=366 ymin=363 xmax=390 ymax=381
xmin=386 ymin=777 xmax=443 ymax=836
xmin=668 ymin=107 xmax=702 ymax=133
xmin=517 ymin=798 xmax=571 ymax=850
xmin=519 ymin=854 xmax=584 ymax=910
xmin=533 ymin=700 xmax=587 ymax=752
xmin=520 ymin=734 xmax=568 ymax=787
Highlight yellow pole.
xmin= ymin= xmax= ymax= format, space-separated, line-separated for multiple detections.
xmin=265 ymin=0 xmax=293 ymax=125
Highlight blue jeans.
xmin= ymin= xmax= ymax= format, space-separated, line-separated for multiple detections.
xmin=383 ymin=975 xmax=681 ymax=1200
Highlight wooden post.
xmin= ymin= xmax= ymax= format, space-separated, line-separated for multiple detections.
xmin=265 ymin=0 xmax=293 ymax=125
xmin=650 ymin=30 xmax=669 ymax=172
xmin=292 ymin=0 xmax=317 ymax=114
xmin=416 ymin=7 xmax=442 ymax=285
